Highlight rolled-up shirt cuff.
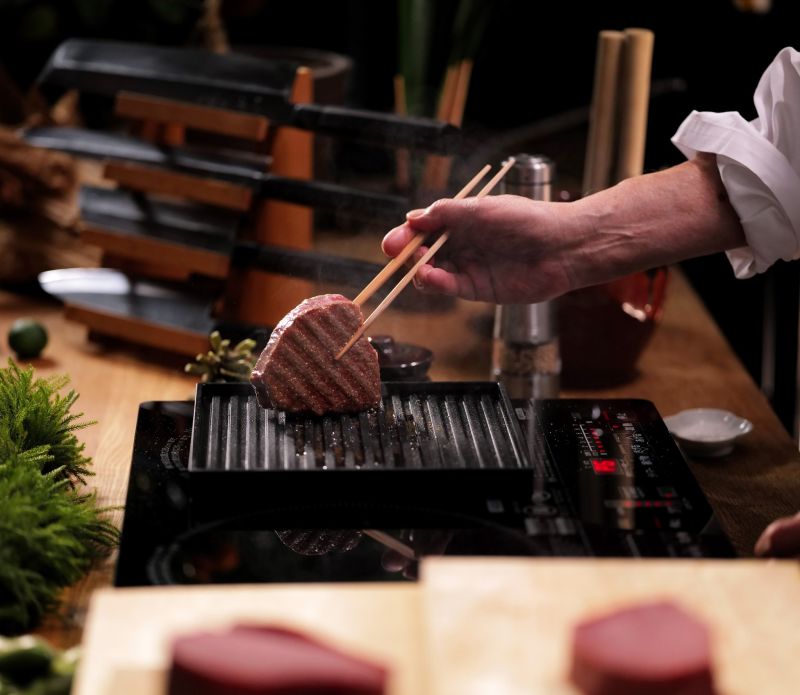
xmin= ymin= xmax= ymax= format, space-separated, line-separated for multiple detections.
xmin=671 ymin=109 xmax=800 ymax=278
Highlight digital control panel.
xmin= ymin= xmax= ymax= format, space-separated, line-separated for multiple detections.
xmin=513 ymin=398 xmax=734 ymax=557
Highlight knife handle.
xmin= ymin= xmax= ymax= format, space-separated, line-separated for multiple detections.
xmin=259 ymin=176 xmax=409 ymax=222
xmin=230 ymin=242 xmax=393 ymax=290
xmin=291 ymin=104 xmax=462 ymax=155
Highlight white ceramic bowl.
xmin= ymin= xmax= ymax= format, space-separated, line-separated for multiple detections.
xmin=663 ymin=408 xmax=753 ymax=458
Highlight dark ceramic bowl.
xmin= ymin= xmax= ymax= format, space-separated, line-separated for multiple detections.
xmin=369 ymin=335 xmax=433 ymax=381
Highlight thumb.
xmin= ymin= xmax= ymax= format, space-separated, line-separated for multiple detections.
xmin=404 ymin=201 xmax=452 ymax=233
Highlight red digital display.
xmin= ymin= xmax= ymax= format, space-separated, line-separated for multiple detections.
xmin=591 ymin=458 xmax=618 ymax=474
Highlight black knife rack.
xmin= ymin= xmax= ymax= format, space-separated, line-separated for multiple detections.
xmin=28 ymin=42 xmax=460 ymax=356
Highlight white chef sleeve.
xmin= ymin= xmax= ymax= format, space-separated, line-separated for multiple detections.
xmin=671 ymin=47 xmax=800 ymax=278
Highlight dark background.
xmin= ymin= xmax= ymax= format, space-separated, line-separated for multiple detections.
xmin=1 ymin=0 xmax=798 ymax=432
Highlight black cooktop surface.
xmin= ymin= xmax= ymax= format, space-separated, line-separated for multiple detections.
xmin=115 ymin=388 xmax=735 ymax=587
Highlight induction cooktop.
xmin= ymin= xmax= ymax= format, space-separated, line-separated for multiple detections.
xmin=114 ymin=385 xmax=735 ymax=587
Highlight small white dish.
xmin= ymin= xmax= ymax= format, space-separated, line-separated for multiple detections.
xmin=663 ymin=408 xmax=753 ymax=458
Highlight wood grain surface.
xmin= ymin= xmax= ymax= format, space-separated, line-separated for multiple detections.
xmin=0 ymin=263 xmax=796 ymax=652
xmin=74 ymin=584 xmax=421 ymax=695
xmin=422 ymin=557 xmax=800 ymax=695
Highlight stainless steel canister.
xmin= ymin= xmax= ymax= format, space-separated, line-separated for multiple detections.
xmin=491 ymin=154 xmax=561 ymax=399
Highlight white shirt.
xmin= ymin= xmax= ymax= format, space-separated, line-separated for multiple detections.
xmin=671 ymin=47 xmax=800 ymax=278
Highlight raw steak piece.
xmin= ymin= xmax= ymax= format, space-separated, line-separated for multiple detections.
xmin=251 ymin=294 xmax=381 ymax=415
xmin=168 ymin=624 xmax=387 ymax=695
xmin=569 ymin=600 xmax=716 ymax=695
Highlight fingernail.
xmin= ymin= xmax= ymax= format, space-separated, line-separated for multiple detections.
xmin=406 ymin=208 xmax=427 ymax=219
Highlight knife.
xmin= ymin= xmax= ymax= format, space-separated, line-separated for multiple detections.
xmin=24 ymin=127 xmax=410 ymax=222
xmin=38 ymin=39 xmax=462 ymax=154
xmin=80 ymin=186 xmax=398 ymax=291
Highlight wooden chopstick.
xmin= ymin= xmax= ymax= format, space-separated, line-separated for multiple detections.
xmin=363 ymin=529 xmax=416 ymax=560
xmin=337 ymin=157 xmax=516 ymax=360
xmin=353 ymin=163 xmax=491 ymax=307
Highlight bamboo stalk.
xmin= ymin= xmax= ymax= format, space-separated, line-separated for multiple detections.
xmin=393 ymin=74 xmax=411 ymax=190
xmin=433 ymin=59 xmax=473 ymax=190
xmin=421 ymin=64 xmax=460 ymax=189
xmin=582 ymin=30 xmax=625 ymax=195
xmin=614 ymin=28 xmax=655 ymax=182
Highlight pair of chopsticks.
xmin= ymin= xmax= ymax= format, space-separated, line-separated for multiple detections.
xmin=582 ymin=27 xmax=654 ymax=195
xmin=336 ymin=157 xmax=516 ymax=360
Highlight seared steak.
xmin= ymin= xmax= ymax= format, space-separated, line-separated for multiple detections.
xmin=251 ymin=294 xmax=381 ymax=415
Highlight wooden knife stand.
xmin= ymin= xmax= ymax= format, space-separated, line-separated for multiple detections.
xmin=73 ymin=67 xmax=315 ymax=355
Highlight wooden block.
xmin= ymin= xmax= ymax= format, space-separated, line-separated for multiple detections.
xmin=82 ymin=224 xmax=230 ymax=279
xmin=74 ymin=585 xmax=422 ymax=695
xmin=98 ymin=253 xmax=193 ymax=282
xmin=64 ymin=304 xmax=209 ymax=356
xmin=116 ymin=92 xmax=269 ymax=142
xmin=103 ymin=161 xmax=252 ymax=211
xmin=224 ymin=67 xmax=314 ymax=326
xmin=423 ymin=558 xmax=800 ymax=695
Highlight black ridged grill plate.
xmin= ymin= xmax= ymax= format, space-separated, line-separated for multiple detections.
xmin=189 ymin=382 xmax=530 ymax=473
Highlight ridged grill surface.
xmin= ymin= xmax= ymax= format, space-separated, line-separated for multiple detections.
xmin=190 ymin=383 xmax=530 ymax=472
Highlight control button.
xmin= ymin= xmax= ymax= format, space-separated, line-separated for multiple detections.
xmin=657 ymin=486 xmax=677 ymax=498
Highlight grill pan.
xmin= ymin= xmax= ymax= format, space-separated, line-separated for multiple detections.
xmin=188 ymin=382 xmax=534 ymax=522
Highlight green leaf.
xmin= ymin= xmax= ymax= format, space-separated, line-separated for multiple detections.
xmin=398 ymin=0 xmax=435 ymax=116
xmin=449 ymin=0 xmax=494 ymax=64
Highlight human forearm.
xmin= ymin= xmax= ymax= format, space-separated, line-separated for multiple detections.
xmin=566 ymin=154 xmax=746 ymax=290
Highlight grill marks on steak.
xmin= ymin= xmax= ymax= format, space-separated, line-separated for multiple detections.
xmin=251 ymin=294 xmax=381 ymax=415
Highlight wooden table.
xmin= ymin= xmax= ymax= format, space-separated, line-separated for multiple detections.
xmin=1 ymin=266 xmax=798 ymax=650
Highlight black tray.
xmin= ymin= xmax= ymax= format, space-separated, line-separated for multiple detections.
xmin=187 ymin=381 xmax=534 ymax=522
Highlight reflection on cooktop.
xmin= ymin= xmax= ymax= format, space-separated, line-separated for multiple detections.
xmin=115 ymin=397 xmax=736 ymax=587
xmin=146 ymin=521 xmax=541 ymax=585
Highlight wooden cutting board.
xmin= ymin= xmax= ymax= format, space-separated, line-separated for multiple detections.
xmin=420 ymin=558 xmax=800 ymax=695
xmin=74 ymin=583 xmax=421 ymax=695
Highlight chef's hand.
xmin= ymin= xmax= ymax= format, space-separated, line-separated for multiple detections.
xmin=754 ymin=511 xmax=800 ymax=558
xmin=382 ymin=157 xmax=746 ymax=305
xmin=382 ymin=195 xmax=579 ymax=304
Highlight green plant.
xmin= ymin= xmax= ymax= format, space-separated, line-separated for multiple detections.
xmin=0 ymin=362 xmax=118 ymax=635
xmin=185 ymin=331 xmax=258 ymax=383
xmin=0 ymin=361 xmax=93 ymax=484
xmin=397 ymin=0 xmax=494 ymax=117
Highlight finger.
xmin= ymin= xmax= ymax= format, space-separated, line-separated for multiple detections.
xmin=754 ymin=511 xmax=800 ymax=557
xmin=381 ymin=222 xmax=417 ymax=257
xmin=415 ymin=265 xmax=473 ymax=299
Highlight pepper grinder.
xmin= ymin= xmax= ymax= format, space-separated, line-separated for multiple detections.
xmin=491 ymin=154 xmax=561 ymax=399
